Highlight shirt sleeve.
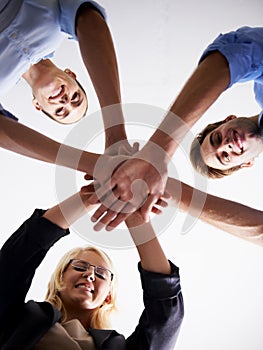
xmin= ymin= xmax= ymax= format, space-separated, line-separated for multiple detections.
xmin=0 ymin=209 xmax=69 ymax=322
xmin=198 ymin=27 xmax=263 ymax=88
xmin=58 ymin=0 xmax=107 ymax=40
xmin=126 ymin=261 xmax=184 ymax=350
xmin=0 ymin=103 xmax=19 ymax=121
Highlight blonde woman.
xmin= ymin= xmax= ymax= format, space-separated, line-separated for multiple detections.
xmin=0 ymin=191 xmax=184 ymax=349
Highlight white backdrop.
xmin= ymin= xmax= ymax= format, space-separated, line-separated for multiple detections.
xmin=1 ymin=1 xmax=263 ymax=349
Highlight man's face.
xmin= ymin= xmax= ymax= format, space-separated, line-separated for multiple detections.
xmin=32 ymin=69 xmax=88 ymax=124
xmin=200 ymin=116 xmax=263 ymax=170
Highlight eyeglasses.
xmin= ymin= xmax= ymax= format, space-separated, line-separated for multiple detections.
xmin=69 ymin=259 xmax=113 ymax=281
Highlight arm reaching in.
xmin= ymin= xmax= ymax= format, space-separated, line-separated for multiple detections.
xmin=88 ymin=51 xmax=230 ymax=227
xmin=0 ymin=114 xmax=100 ymax=174
xmin=125 ymin=212 xmax=184 ymax=349
xmin=125 ymin=211 xmax=171 ymax=274
xmin=165 ymin=177 xmax=263 ymax=247
xmin=76 ymin=3 xmax=128 ymax=151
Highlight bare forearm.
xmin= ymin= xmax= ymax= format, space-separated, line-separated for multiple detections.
xmin=166 ymin=177 xmax=263 ymax=246
xmin=149 ymin=52 xmax=230 ymax=157
xmin=126 ymin=214 xmax=171 ymax=274
xmin=43 ymin=192 xmax=97 ymax=229
xmin=76 ymin=6 xmax=127 ymax=145
xmin=0 ymin=115 xmax=99 ymax=174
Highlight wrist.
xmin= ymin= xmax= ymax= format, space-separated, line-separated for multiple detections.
xmin=139 ymin=141 xmax=171 ymax=166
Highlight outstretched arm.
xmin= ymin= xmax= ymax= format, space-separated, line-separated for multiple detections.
xmin=89 ymin=51 xmax=230 ymax=227
xmin=0 ymin=114 xmax=100 ymax=174
xmin=0 ymin=190 xmax=96 ymax=334
xmin=76 ymin=3 xmax=129 ymax=151
xmin=165 ymin=177 xmax=263 ymax=247
xmin=125 ymin=212 xmax=171 ymax=274
xmin=125 ymin=213 xmax=184 ymax=350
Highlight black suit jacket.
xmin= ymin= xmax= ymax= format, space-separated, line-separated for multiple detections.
xmin=0 ymin=209 xmax=184 ymax=350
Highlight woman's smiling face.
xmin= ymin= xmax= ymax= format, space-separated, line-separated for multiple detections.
xmin=60 ymin=251 xmax=112 ymax=312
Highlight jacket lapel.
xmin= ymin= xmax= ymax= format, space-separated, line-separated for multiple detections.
xmin=89 ymin=329 xmax=126 ymax=350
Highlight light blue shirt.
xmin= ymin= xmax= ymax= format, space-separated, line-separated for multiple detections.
xmin=0 ymin=0 xmax=106 ymax=98
xmin=199 ymin=26 xmax=263 ymax=111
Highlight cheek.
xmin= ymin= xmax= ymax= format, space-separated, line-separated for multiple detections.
xmin=96 ymin=281 xmax=111 ymax=299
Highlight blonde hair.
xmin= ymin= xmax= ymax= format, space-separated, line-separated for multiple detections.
xmin=45 ymin=246 xmax=117 ymax=329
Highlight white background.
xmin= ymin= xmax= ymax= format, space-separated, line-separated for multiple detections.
xmin=1 ymin=0 xmax=263 ymax=349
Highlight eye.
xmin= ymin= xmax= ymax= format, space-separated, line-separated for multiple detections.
xmin=73 ymin=266 xmax=86 ymax=272
xmin=55 ymin=107 xmax=64 ymax=116
xmin=223 ymin=151 xmax=230 ymax=162
xmin=95 ymin=267 xmax=107 ymax=280
xmin=71 ymin=92 xmax=80 ymax=103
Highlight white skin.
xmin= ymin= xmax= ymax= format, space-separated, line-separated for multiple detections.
xmin=22 ymin=59 xmax=88 ymax=124
xmin=59 ymin=250 xmax=112 ymax=327
xmin=200 ymin=115 xmax=263 ymax=170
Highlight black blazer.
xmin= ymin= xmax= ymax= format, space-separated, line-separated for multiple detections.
xmin=0 ymin=209 xmax=184 ymax=350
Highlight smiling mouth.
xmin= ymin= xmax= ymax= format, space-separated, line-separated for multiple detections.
xmin=75 ymin=283 xmax=94 ymax=293
xmin=232 ymin=130 xmax=244 ymax=154
xmin=49 ymin=85 xmax=65 ymax=100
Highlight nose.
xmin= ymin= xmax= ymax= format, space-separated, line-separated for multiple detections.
xmin=59 ymin=94 xmax=69 ymax=104
xmin=82 ymin=266 xmax=95 ymax=281
xmin=218 ymin=137 xmax=232 ymax=151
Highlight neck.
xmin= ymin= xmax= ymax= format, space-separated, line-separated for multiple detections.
xmin=22 ymin=59 xmax=55 ymax=88
xmin=64 ymin=308 xmax=94 ymax=330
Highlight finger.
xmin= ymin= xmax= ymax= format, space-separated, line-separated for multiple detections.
xmin=91 ymin=203 xmax=109 ymax=222
xmin=155 ymin=198 xmax=168 ymax=208
xmin=106 ymin=203 xmax=136 ymax=230
xmin=162 ymin=190 xmax=171 ymax=199
xmin=132 ymin=141 xmax=140 ymax=154
xmin=80 ymin=183 xmax=95 ymax=195
xmin=81 ymin=185 xmax=99 ymax=198
xmin=88 ymin=178 xmax=116 ymax=204
xmin=93 ymin=195 xmax=129 ymax=230
xmin=151 ymin=207 xmax=162 ymax=215
xmin=84 ymin=173 xmax=93 ymax=181
xmin=93 ymin=209 xmax=118 ymax=231
xmin=140 ymin=194 xmax=159 ymax=222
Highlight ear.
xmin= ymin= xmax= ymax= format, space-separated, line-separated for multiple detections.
xmin=240 ymin=159 xmax=255 ymax=168
xmin=104 ymin=292 xmax=111 ymax=305
xmin=224 ymin=115 xmax=237 ymax=122
xmin=32 ymin=98 xmax=41 ymax=111
xmin=64 ymin=68 xmax=77 ymax=80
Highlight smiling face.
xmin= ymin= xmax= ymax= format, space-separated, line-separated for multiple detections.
xmin=60 ymin=251 xmax=112 ymax=312
xmin=200 ymin=116 xmax=263 ymax=170
xmin=32 ymin=69 xmax=88 ymax=124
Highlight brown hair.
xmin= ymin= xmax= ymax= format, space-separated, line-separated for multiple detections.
xmin=190 ymin=120 xmax=241 ymax=179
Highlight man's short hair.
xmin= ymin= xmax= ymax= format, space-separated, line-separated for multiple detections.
xmin=190 ymin=120 xmax=242 ymax=179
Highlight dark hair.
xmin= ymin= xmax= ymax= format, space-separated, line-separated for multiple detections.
xmin=190 ymin=120 xmax=241 ymax=179
xmin=41 ymin=79 xmax=87 ymax=124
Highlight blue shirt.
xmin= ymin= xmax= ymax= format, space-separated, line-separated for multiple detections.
xmin=0 ymin=0 xmax=106 ymax=98
xmin=199 ymin=26 xmax=263 ymax=111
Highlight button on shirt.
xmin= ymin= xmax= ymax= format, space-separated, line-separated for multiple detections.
xmin=0 ymin=0 xmax=106 ymax=97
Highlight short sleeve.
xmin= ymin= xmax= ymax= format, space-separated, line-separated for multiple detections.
xmin=199 ymin=27 xmax=263 ymax=88
xmin=58 ymin=0 xmax=107 ymax=40
xmin=0 ymin=103 xmax=19 ymax=121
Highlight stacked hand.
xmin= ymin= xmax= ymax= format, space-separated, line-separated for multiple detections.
xmin=81 ymin=141 xmax=170 ymax=231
